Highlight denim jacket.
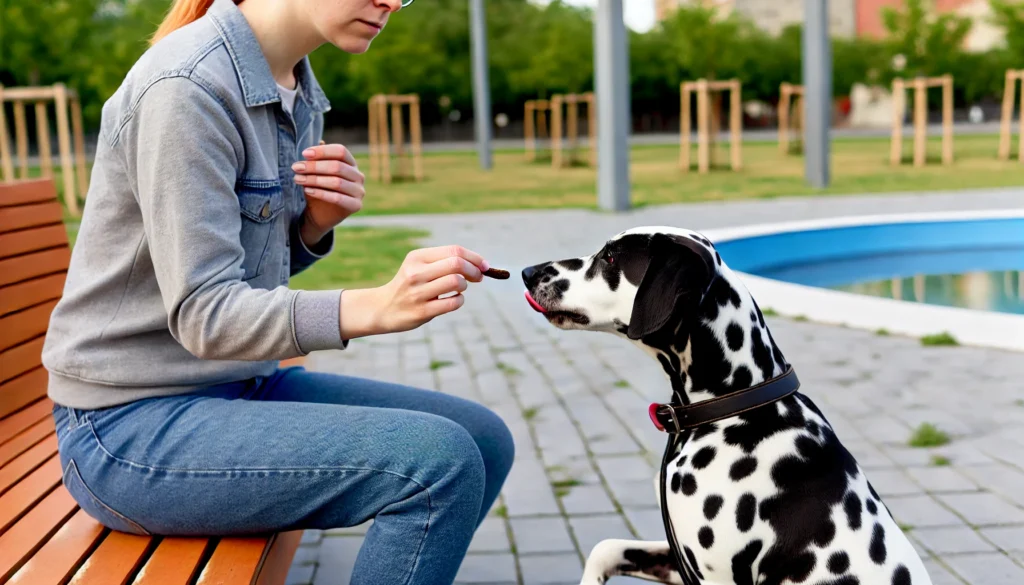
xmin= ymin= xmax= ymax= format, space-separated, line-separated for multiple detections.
xmin=43 ymin=0 xmax=347 ymax=409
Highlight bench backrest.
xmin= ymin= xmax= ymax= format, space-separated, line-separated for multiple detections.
xmin=0 ymin=179 xmax=67 ymax=423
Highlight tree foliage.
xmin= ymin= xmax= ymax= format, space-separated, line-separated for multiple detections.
xmin=1 ymin=0 xmax=1021 ymax=132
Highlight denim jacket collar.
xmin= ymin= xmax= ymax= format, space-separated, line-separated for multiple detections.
xmin=207 ymin=0 xmax=331 ymax=114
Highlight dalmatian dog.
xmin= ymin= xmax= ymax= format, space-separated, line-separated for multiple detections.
xmin=521 ymin=227 xmax=931 ymax=585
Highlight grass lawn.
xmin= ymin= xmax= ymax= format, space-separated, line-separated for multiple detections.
xmin=353 ymin=133 xmax=1024 ymax=215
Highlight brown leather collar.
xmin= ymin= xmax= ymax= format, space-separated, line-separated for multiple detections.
xmin=648 ymin=366 xmax=800 ymax=433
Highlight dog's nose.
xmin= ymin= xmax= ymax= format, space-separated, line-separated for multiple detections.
xmin=521 ymin=265 xmax=538 ymax=286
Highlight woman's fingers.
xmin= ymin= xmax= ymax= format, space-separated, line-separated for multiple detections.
xmin=302 ymin=188 xmax=363 ymax=214
xmin=418 ymin=273 xmax=468 ymax=301
xmin=410 ymin=245 xmax=488 ymax=272
xmin=413 ymin=255 xmax=483 ymax=285
xmin=302 ymin=143 xmax=357 ymax=166
xmin=423 ymin=292 xmax=465 ymax=319
xmin=293 ymin=160 xmax=364 ymax=184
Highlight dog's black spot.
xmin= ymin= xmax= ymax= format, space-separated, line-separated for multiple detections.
xmin=844 ymin=492 xmax=863 ymax=530
xmin=671 ymin=472 xmax=682 ymax=493
xmin=552 ymin=278 xmax=570 ymax=295
xmin=730 ymin=456 xmax=757 ymax=480
xmin=868 ymin=481 xmax=881 ymax=501
xmin=683 ymin=545 xmax=705 ymax=580
xmin=892 ymin=564 xmax=911 ymax=585
xmin=749 ymin=328 xmax=777 ymax=381
xmin=685 ymin=322 xmax=734 ymax=397
xmin=558 ymin=259 xmax=584 ymax=271
xmin=726 ymin=322 xmax=744 ymax=351
xmin=676 ymin=455 xmax=688 ymax=468
xmin=724 ymin=396 xmax=806 ymax=454
xmin=692 ymin=446 xmax=716 ymax=469
xmin=707 ymin=277 xmax=742 ymax=311
xmin=752 ymin=299 xmax=767 ymax=328
xmin=715 ymin=250 xmax=722 ymax=265
xmin=736 ymin=493 xmax=756 ymax=532
xmin=750 ymin=310 xmax=758 ymax=323
xmin=621 ymin=548 xmax=677 ymax=582
xmin=681 ymin=473 xmax=697 ymax=496
xmin=870 ymin=523 xmax=887 ymax=564
xmin=692 ymin=423 xmax=718 ymax=441
xmin=807 ymin=420 xmax=820 ymax=437
xmin=730 ymin=539 xmax=762 ymax=585
xmin=731 ymin=366 xmax=752 ymax=390
xmin=755 ymin=426 xmax=860 ymax=585
xmin=866 ymin=499 xmax=878 ymax=515
xmin=814 ymin=519 xmax=836 ymax=548
xmin=824 ymin=577 xmax=861 ymax=585
xmin=703 ymin=495 xmax=724 ymax=520
xmin=584 ymin=253 xmax=621 ymax=292
xmin=698 ymin=526 xmax=714 ymax=549
xmin=828 ymin=551 xmax=850 ymax=574
xmin=765 ymin=551 xmax=815 ymax=583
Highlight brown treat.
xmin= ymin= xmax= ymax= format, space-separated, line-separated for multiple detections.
xmin=483 ymin=267 xmax=510 ymax=280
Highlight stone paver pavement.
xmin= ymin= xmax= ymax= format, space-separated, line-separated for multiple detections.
xmin=286 ymin=190 xmax=1024 ymax=585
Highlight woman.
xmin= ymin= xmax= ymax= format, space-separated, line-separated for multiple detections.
xmin=41 ymin=0 xmax=514 ymax=583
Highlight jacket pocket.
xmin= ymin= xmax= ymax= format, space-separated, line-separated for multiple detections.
xmin=62 ymin=459 xmax=150 ymax=535
xmin=236 ymin=179 xmax=286 ymax=282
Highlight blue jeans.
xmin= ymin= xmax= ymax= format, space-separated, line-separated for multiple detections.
xmin=52 ymin=366 xmax=515 ymax=585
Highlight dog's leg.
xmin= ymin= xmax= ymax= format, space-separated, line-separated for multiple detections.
xmin=580 ymin=539 xmax=683 ymax=585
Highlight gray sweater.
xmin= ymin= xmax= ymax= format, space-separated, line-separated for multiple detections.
xmin=43 ymin=0 xmax=348 ymax=409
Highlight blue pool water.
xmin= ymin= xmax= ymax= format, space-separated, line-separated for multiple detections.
xmin=715 ymin=217 xmax=1024 ymax=315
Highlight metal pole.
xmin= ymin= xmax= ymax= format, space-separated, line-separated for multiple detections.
xmin=594 ymin=0 xmax=631 ymax=211
xmin=803 ymin=0 xmax=831 ymax=188
xmin=469 ymin=0 xmax=492 ymax=170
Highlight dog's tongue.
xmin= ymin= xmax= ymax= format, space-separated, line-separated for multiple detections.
xmin=524 ymin=290 xmax=546 ymax=314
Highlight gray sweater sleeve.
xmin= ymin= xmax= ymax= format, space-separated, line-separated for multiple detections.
xmin=120 ymin=76 xmax=345 ymax=360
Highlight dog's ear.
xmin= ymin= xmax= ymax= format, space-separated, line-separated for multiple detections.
xmin=626 ymin=234 xmax=715 ymax=341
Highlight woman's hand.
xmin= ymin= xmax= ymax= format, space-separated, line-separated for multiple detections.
xmin=292 ymin=143 xmax=364 ymax=245
xmin=339 ymin=246 xmax=490 ymax=340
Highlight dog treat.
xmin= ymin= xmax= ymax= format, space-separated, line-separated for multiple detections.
xmin=483 ymin=267 xmax=510 ymax=280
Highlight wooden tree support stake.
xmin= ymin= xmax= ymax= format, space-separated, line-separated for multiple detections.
xmin=998 ymin=69 xmax=1024 ymax=162
xmin=889 ymin=75 xmax=954 ymax=167
xmin=680 ymin=79 xmax=742 ymax=174
xmin=0 ymin=83 xmax=90 ymax=217
xmin=524 ymin=99 xmax=552 ymax=163
xmin=550 ymin=92 xmax=596 ymax=169
xmin=367 ymin=94 xmax=423 ymax=184
xmin=778 ymin=82 xmax=805 ymax=155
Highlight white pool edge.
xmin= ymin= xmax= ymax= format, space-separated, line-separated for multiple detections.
xmin=701 ymin=209 xmax=1024 ymax=353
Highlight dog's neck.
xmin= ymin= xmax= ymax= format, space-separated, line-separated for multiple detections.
xmin=635 ymin=270 xmax=789 ymax=405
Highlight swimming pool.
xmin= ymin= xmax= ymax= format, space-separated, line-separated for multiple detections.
xmin=703 ymin=210 xmax=1024 ymax=351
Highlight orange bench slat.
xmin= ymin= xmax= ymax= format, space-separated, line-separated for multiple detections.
xmin=0 ymin=247 xmax=70 ymax=287
xmin=0 ymin=300 xmax=59 ymax=353
xmin=0 ymin=225 xmax=69 ymax=259
xmin=133 ymin=537 xmax=212 ymax=585
xmin=0 ymin=202 xmax=64 ymax=233
xmin=0 ymin=483 xmax=78 ymax=582
xmin=254 ymin=531 xmax=303 ymax=585
xmin=0 ymin=337 xmax=46 ymax=383
xmin=0 ymin=275 xmax=67 ymax=318
xmin=196 ymin=536 xmax=272 ymax=585
xmin=0 ymin=180 xmax=59 ymax=208
xmin=0 ymin=454 xmax=62 ymax=533
xmin=0 ymin=400 xmax=50 ymax=444
xmin=0 ymin=416 xmax=54 ymax=467
xmin=68 ymin=530 xmax=154 ymax=585
xmin=0 ymin=434 xmax=57 ymax=497
xmin=0 ymin=368 xmax=49 ymax=420
xmin=7 ymin=508 xmax=107 ymax=585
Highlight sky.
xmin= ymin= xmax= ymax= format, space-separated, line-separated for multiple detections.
xmin=540 ymin=0 xmax=657 ymax=33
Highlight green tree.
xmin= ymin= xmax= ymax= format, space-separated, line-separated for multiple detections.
xmin=881 ymin=0 xmax=972 ymax=77
xmin=989 ymin=0 xmax=1024 ymax=63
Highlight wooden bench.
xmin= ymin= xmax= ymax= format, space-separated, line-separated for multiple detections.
xmin=0 ymin=178 xmax=304 ymax=585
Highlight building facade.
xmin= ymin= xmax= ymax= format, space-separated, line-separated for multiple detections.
xmin=655 ymin=0 xmax=1004 ymax=51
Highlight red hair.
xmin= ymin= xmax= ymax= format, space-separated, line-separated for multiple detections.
xmin=151 ymin=0 xmax=240 ymax=45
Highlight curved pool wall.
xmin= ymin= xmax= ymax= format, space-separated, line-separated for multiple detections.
xmin=702 ymin=210 xmax=1024 ymax=352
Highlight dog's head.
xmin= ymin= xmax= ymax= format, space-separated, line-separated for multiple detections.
xmin=521 ymin=227 xmax=719 ymax=341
